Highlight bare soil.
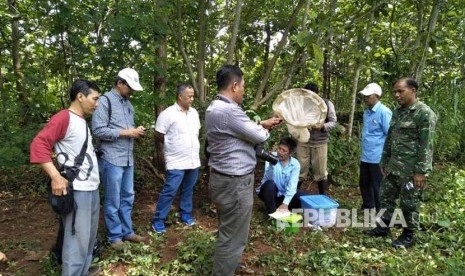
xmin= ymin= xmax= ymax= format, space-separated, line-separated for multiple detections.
xmin=0 ymin=170 xmax=332 ymax=275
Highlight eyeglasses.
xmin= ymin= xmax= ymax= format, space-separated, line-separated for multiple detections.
xmin=122 ymin=80 xmax=133 ymax=91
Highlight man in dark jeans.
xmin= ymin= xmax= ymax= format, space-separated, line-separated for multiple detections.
xmin=257 ymin=137 xmax=307 ymax=214
xmin=358 ymin=83 xmax=392 ymax=210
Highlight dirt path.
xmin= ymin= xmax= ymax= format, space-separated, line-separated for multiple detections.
xmin=0 ymin=173 xmax=327 ymax=275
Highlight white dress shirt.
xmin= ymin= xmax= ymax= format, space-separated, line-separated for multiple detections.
xmin=156 ymin=102 xmax=201 ymax=170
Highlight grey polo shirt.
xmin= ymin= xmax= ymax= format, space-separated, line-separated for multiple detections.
xmin=205 ymin=95 xmax=269 ymax=176
xmin=92 ymin=89 xmax=136 ymax=167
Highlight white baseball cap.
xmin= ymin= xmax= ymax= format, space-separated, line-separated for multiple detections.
xmin=118 ymin=68 xmax=143 ymax=91
xmin=359 ymin=83 xmax=382 ymax=96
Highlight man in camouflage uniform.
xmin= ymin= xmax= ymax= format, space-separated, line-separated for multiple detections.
xmin=366 ymin=77 xmax=436 ymax=248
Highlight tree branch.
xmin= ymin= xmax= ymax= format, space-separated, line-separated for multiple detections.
xmin=253 ymin=0 xmax=306 ymax=107
xmin=226 ymin=0 xmax=244 ymax=64
xmin=253 ymin=49 xmax=304 ymax=109
xmin=167 ymin=0 xmax=200 ymax=94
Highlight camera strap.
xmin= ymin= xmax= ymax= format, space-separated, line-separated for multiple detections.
xmin=74 ymin=125 xmax=89 ymax=170
xmin=70 ymin=124 xmax=88 ymax=235
xmin=215 ymin=95 xmax=233 ymax=104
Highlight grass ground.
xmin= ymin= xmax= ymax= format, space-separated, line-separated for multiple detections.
xmin=1 ymin=164 xmax=464 ymax=275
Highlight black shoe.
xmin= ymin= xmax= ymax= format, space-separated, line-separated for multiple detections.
xmin=365 ymin=226 xmax=390 ymax=237
xmin=297 ymin=180 xmax=303 ymax=190
xmin=318 ymin=180 xmax=329 ymax=195
xmin=392 ymin=229 xmax=414 ymax=248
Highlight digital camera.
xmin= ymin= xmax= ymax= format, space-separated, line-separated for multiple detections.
xmin=255 ymin=143 xmax=278 ymax=165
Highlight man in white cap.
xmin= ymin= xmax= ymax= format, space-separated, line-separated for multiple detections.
xmin=358 ymin=83 xmax=392 ymax=211
xmin=92 ymin=68 xmax=147 ymax=248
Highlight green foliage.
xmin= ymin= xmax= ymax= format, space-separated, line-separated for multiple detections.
xmin=327 ymin=131 xmax=361 ymax=187
xmin=427 ymin=80 xmax=465 ymax=165
xmin=99 ymin=233 xmax=164 ymax=276
xmin=1 ymin=0 xmax=465 ymax=273
xmin=40 ymin=255 xmax=61 ymax=276
xmin=0 ymin=123 xmax=41 ymax=168
xmin=161 ymin=230 xmax=215 ymax=275
xmin=249 ymin=165 xmax=465 ymax=275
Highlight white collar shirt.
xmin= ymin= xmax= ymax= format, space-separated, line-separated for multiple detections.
xmin=155 ymin=102 xmax=201 ymax=170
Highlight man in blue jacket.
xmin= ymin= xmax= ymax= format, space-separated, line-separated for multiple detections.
xmin=358 ymin=83 xmax=392 ymax=211
xmin=256 ymin=137 xmax=307 ymax=214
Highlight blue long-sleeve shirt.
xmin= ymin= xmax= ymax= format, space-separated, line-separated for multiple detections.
xmin=256 ymin=154 xmax=300 ymax=205
xmin=361 ymin=101 xmax=392 ymax=164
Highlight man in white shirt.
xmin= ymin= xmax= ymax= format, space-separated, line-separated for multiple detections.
xmin=151 ymin=84 xmax=201 ymax=234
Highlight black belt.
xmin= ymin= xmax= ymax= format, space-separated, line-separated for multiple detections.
xmin=211 ymin=168 xmax=252 ymax=178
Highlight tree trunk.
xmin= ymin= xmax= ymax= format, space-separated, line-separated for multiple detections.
xmin=8 ymin=0 xmax=26 ymax=112
xmin=226 ymin=0 xmax=243 ymax=64
xmin=0 ymin=48 xmax=4 ymax=109
xmin=169 ymin=0 xmax=200 ymax=94
xmin=348 ymin=61 xmax=362 ymax=139
xmin=409 ymin=1 xmax=424 ymax=77
xmin=413 ymin=0 xmax=441 ymax=84
xmin=323 ymin=50 xmax=330 ymax=99
xmin=347 ymin=2 xmax=377 ymax=139
xmin=197 ymin=0 xmax=209 ymax=103
xmin=322 ymin=0 xmax=337 ymax=99
xmin=151 ymin=0 xmax=169 ymax=172
xmin=154 ymin=35 xmax=167 ymax=170
xmin=262 ymin=21 xmax=271 ymax=98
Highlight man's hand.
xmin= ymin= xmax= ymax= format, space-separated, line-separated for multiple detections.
xmin=380 ymin=166 xmax=386 ymax=177
xmin=260 ymin=117 xmax=283 ymax=130
xmin=277 ymin=203 xmax=288 ymax=211
xmin=311 ymin=123 xmax=324 ymax=131
xmin=413 ymin=173 xmax=426 ymax=188
xmin=120 ymin=126 xmax=146 ymax=138
xmin=50 ymin=172 xmax=68 ymax=196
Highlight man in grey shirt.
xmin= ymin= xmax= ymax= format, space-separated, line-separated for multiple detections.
xmin=206 ymin=64 xmax=281 ymax=276
xmin=92 ymin=68 xmax=147 ymax=249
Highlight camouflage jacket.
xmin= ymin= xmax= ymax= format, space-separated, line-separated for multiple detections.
xmin=380 ymin=99 xmax=437 ymax=177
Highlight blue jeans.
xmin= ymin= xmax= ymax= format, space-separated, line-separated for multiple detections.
xmin=99 ymin=158 xmax=135 ymax=243
xmin=62 ymin=190 xmax=99 ymax=276
xmin=152 ymin=168 xmax=199 ymax=223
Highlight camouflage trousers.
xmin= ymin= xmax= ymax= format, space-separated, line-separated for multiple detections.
xmin=379 ymin=173 xmax=423 ymax=230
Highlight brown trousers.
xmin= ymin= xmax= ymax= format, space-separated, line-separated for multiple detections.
xmin=296 ymin=142 xmax=328 ymax=181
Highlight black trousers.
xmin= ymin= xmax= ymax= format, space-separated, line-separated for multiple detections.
xmin=359 ymin=162 xmax=383 ymax=210
xmin=257 ymin=179 xmax=307 ymax=214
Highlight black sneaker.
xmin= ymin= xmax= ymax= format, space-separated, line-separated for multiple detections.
xmin=365 ymin=226 xmax=390 ymax=237
xmin=392 ymin=229 xmax=414 ymax=248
